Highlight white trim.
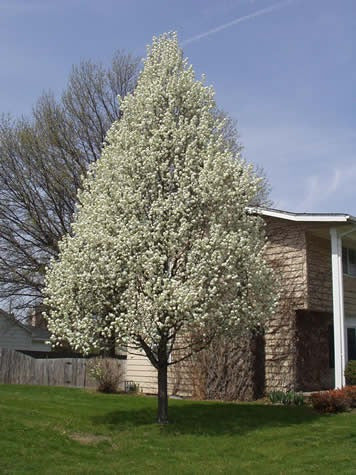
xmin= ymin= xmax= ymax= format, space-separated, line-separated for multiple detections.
xmin=330 ymin=228 xmax=346 ymax=388
xmin=247 ymin=207 xmax=355 ymax=223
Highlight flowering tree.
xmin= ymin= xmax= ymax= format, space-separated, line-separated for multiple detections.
xmin=44 ymin=33 xmax=275 ymax=424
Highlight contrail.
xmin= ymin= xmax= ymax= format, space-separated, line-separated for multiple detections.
xmin=182 ymin=0 xmax=294 ymax=45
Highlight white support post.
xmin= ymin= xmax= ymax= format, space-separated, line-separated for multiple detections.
xmin=330 ymin=228 xmax=346 ymax=388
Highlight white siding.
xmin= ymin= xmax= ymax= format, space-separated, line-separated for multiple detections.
xmin=126 ymin=349 xmax=158 ymax=394
xmin=125 ymin=347 xmax=193 ymax=396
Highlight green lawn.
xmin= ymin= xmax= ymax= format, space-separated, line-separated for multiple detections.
xmin=0 ymin=385 xmax=355 ymax=474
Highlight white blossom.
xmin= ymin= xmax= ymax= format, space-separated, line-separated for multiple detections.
xmin=43 ymin=32 xmax=276 ymax=363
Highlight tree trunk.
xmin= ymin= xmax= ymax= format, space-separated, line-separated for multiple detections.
xmin=157 ymin=364 xmax=168 ymax=424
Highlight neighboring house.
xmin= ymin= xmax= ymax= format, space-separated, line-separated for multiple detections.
xmin=125 ymin=207 xmax=356 ymax=397
xmin=0 ymin=309 xmax=51 ymax=353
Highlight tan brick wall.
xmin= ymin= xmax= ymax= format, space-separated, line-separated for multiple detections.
xmin=265 ymin=220 xmax=356 ymax=392
xmin=125 ymin=218 xmax=356 ymax=397
xmin=170 ymin=334 xmax=264 ymax=400
xmin=306 ymin=233 xmax=333 ymax=312
xmin=295 ymin=310 xmax=334 ymax=391
xmin=264 ymin=217 xmax=309 ymax=392
xmin=306 ymin=232 xmax=356 ymax=316
xmin=264 ymin=218 xmax=309 ymax=307
xmin=344 ymin=276 xmax=356 ymax=316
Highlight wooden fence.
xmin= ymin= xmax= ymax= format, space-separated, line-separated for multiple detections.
xmin=0 ymin=348 xmax=111 ymax=388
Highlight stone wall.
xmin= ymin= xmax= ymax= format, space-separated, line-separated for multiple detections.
xmin=265 ymin=221 xmax=356 ymax=392
xmin=306 ymin=232 xmax=356 ymax=315
xmin=263 ymin=217 xmax=308 ymax=392
xmin=306 ymin=233 xmax=333 ymax=312
xmin=344 ymin=275 xmax=356 ymax=316
xmin=171 ymin=333 xmax=265 ymax=401
xmin=295 ymin=310 xmax=333 ymax=391
xmin=124 ymin=218 xmax=356 ymax=397
xmin=174 ymin=216 xmax=313 ymax=397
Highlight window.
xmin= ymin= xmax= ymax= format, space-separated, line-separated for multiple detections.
xmin=347 ymin=328 xmax=356 ymax=361
xmin=342 ymin=247 xmax=356 ymax=277
xmin=328 ymin=323 xmax=356 ymax=366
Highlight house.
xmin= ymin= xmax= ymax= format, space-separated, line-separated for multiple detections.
xmin=125 ymin=207 xmax=356 ymax=398
xmin=0 ymin=309 xmax=51 ymax=354
xmin=259 ymin=207 xmax=356 ymax=393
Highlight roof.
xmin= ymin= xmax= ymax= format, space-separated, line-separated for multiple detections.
xmin=248 ymin=207 xmax=356 ymax=224
xmin=31 ymin=327 xmax=51 ymax=341
xmin=0 ymin=308 xmax=50 ymax=342
xmin=0 ymin=309 xmax=31 ymax=333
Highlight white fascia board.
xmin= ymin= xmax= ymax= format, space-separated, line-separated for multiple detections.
xmin=247 ymin=207 xmax=355 ymax=223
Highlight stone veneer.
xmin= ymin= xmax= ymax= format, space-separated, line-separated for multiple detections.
xmin=263 ymin=217 xmax=308 ymax=392
xmin=125 ymin=216 xmax=356 ymax=398
xmin=295 ymin=309 xmax=333 ymax=391
xmin=170 ymin=333 xmax=265 ymax=401
xmin=306 ymin=233 xmax=333 ymax=312
xmin=306 ymin=231 xmax=356 ymax=316
xmin=264 ymin=218 xmax=356 ymax=393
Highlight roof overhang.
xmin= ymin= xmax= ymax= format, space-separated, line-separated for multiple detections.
xmin=32 ymin=337 xmax=49 ymax=343
xmin=247 ymin=207 xmax=356 ymax=225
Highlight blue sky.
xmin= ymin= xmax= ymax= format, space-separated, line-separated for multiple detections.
xmin=0 ymin=0 xmax=355 ymax=213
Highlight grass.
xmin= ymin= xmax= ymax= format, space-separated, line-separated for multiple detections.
xmin=0 ymin=385 xmax=355 ymax=474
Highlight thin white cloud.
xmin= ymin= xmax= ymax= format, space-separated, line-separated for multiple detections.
xmin=238 ymin=122 xmax=356 ymax=213
xmin=299 ymin=167 xmax=356 ymax=213
xmin=182 ymin=0 xmax=295 ymax=45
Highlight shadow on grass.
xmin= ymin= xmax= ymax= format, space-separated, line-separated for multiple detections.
xmin=93 ymin=401 xmax=321 ymax=436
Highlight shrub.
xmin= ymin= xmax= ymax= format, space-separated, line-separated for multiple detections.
xmin=343 ymin=385 xmax=356 ymax=407
xmin=290 ymin=392 xmax=305 ymax=406
xmin=268 ymin=390 xmax=304 ymax=406
xmin=124 ymin=381 xmax=140 ymax=394
xmin=88 ymin=357 xmax=123 ymax=393
xmin=345 ymin=360 xmax=356 ymax=385
xmin=269 ymin=391 xmax=285 ymax=404
xmin=311 ymin=389 xmax=352 ymax=413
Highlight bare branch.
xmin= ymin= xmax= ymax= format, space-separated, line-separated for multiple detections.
xmin=0 ymin=51 xmax=139 ymax=314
